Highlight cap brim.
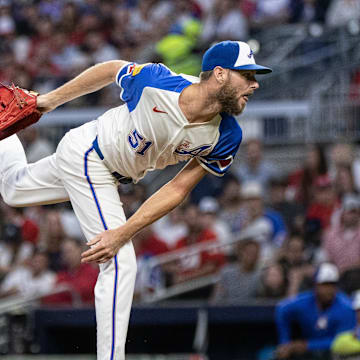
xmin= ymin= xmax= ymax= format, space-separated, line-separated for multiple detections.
xmin=231 ymin=64 xmax=272 ymax=74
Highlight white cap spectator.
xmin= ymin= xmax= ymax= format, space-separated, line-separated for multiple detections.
xmin=342 ymin=193 xmax=360 ymax=212
xmin=198 ymin=196 xmax=219 ymax=213
xmin=315 ymin=263 xmax=339 ymax=284
xmin=241 ymin=181 xmax=264 ymax=199
xmin=352 ymin=290 xmax=360 ymax=311
xmin=0 ymin=14 xmax=14 ymax=35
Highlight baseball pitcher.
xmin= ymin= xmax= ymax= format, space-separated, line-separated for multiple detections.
xmin=0 ymin=41 xmax=271 ymax=359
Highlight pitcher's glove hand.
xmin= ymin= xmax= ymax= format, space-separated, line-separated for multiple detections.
xmin=0 ymin=83 xmax=42 ymax=140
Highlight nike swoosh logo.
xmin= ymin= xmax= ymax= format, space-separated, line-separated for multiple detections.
xmin=153 ymin=106 xmax=167 ymax=114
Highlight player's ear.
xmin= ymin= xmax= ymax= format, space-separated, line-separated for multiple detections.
xmin=213 ymin=66 xmax=228 ymax=85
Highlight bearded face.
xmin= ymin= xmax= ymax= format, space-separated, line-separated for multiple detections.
xmin=215 ymin=79 xmax=243 ymax=115
xmin=203 ymin=69 xmax=258 ymax=116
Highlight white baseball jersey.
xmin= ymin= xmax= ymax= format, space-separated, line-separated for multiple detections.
xmin=96 ymin=62 xmax=243 ymax=182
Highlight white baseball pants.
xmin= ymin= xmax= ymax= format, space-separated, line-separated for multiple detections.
xmin=0 ymin=120 xmax=137 ymax=360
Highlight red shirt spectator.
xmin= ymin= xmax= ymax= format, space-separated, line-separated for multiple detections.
xmin=3 ymin=207 xmax=39 ymax=245
xmin=323 ymin=194 xmax=360 ymax=273
xmin=287 ymin=144 xmax=328 ymax=206
xmin=173 ymin=228 xmax=225 ymax=284
xmin=42 ymin=238 xmax=98 ymax=306
xmin=134 ymin=226 xmax=169 ymax=258
xmin=306 ymin=175 xmax=339 ymax=229
xmin=44 ymin=263 xmax=98 ymax=305
xmin=21 ymin=218 xmax=39 ymax=245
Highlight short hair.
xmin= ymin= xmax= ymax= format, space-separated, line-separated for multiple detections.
xmin=199 ymin=70 xmax=213 ymax=82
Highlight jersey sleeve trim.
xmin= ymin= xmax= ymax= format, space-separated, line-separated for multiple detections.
xmin=196 ymin=158 xmax=225 ymax=177
xmin=115 ymin=62 xmax=133 ymax=86
xmin=196 ymin=115 xmax=241 ymax=176
xmin=116 ymin=62 xmax=137 ymax=101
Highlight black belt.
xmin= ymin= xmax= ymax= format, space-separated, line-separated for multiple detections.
xmin=92 ymin=137 xmax=133 ymax=184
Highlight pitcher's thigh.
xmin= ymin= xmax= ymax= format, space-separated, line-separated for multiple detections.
xmin=1 ymin=153 xmax=69 ymax=207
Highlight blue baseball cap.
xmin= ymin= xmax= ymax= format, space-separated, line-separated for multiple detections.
xmin=201 ymin=41 xmax=272 ymax=74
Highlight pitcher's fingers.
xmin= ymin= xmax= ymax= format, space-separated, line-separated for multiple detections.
xmin=81 ymin=249 xmax=107 ymax=263
xmin=86 ymin=235 xmax=102 ymax=247
xmin=81 ymin=244 xmax=104 ymax=258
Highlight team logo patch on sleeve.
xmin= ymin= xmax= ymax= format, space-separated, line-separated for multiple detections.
xmin=132 ymin=63 xmax=150 ymax=76
xmin=127 ymin=63 xmax=136 ymax=74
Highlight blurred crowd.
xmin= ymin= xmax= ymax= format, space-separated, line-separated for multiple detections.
xmin=1 ymin=0 xmax=360 ymax=357
xmin=1 ymin=0 xmax=360 ymax=105
xmin=2 ymin=134 xmax=360 ymax=308
xmin=3 ymin=134 xmax=360 ymax=357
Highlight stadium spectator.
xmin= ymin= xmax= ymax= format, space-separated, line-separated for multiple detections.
xmin=323 ymin=194 xmax=360 ymax=273
xmin=38 ymin=208 xmax=65 ymax=271
xmin=42 ymin=237 xmax=98 ymax=306
xmin=117 ymin=183 xmax=148 ymax=218
xmin=20 ymin=127 xmax=54 ymax=163
xmin=0 ymin=249 xmax=55 ymax=299
xmin=329 ymin=142 xmax=360 ymax=194
xmin=326 ymin=0 xmax=360 ymax=28
xmin=235 ymin=138 xmax=279 ymax=191
xmin=149 ymin=0 xmax=174 ymax=24
xmin=152 ymin=207 xmax=187 ymax=250
xmin=211 ymin=238 xmax=261 ymax=304
xmin=275 ymin=263 xmax=356 ymax=359
xmin=168 ymin=204 xmax=225 ymax=285
xmin=68 ymin=12 xmax=102 ymax=47
xmin=37 ymin=0 xmax=64 ymax=23
xmin=268 ymin=177 xmax=304 ymax=233
xmin=251 ymin=0 xmax=291 ymax=29
xmin=306 ymin=175 xmax=339 ymax=231
xmin=58 ymin=1 xmax=79 ymax=35
xmin=3 ymin=205 xmax=39 ymax=245
xmin=133 ymin=225 xmax=169 ymax=301
xmin=83 ymin=31 xmax=119 ymax=64
xmin=14 ymin=3 xmax=39 ymax=38
xmin=257 ymin=263 xmax=288 ymax=300
xmin=289 ymin=0 xmax=331 ymax=24
xmin=240 ymin=181 xmax=287 ymax=262
xmin=190 ymin=169 xmax=227 ymax=203
xmin=198 ymin=196 xmax=233 ymax=255
xmin=277 ymin=234 xmax=314 ymax=296
xmin=239 ymin=0 xmax=258 ymax=20
xmin=333 ymin=164 xmax=357 ymax=201
xmin=200 ymin=0 xmax=248 ymax=44
xmin=332 ymin=290 xmax=360 ymax=357
xmin=50 ymin=31 xmax=89 ymax=79
xmin=134 ymin=225 xmax=169 ymax=258
xmin=287 ymin=144 xmax=328 ymax=207
xmin=218 ymin=176 xmax=248 ymax=236
xmin=128 ymin=0 xmax=157 ymax=44
xmin=0 ymin=0 xmax=15 ymax=37
xmin=277 ymin=234 xmax=308 ymax=272
xmin=0 ymin=223 xmax=33 ymax=281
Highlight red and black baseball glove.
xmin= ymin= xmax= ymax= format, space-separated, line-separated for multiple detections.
xmin=0 ymin=83 xmax=42 ymax=141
